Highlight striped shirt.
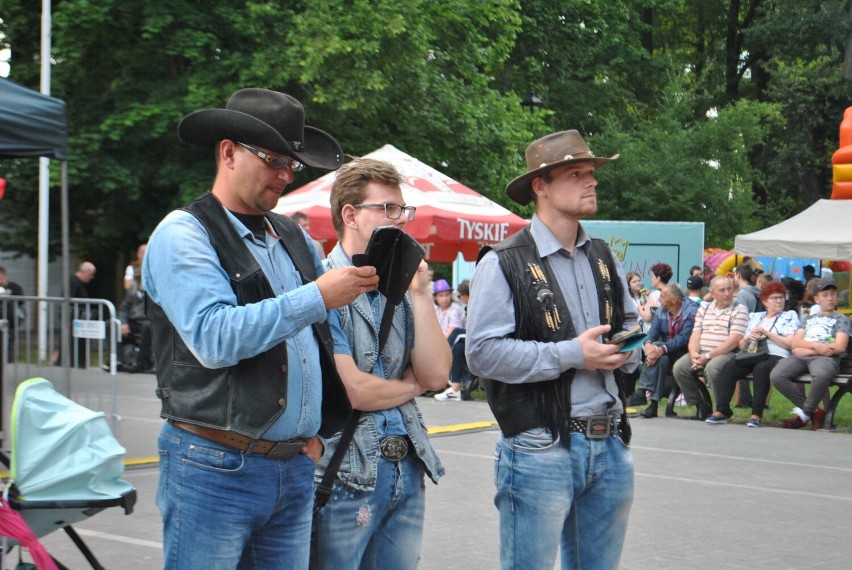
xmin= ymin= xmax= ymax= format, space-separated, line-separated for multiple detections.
xmin=694 ymin=301 xmax=749 ymax=352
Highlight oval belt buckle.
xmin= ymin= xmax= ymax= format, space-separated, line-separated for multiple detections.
xmin=380 ymin=436 xmax=409 ymax=461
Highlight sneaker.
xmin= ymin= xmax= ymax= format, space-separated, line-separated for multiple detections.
xmin=625 ymin=391 xmax=648 ymax=407
xmin=779 ymin=415 xmax=807 ymax=429
xmin=746 ymin=418 xmax=761 ymax=428
xmin=705 ymin=414 xmax=729 ymax=425
xmin=811 ymin=408 xmax=826 ymax=431
xmin=434 ymin=388 xmax=461 ymax=401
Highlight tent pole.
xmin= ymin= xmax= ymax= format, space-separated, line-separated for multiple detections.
xmin=37 ymin=0 xmax=53 ymax=363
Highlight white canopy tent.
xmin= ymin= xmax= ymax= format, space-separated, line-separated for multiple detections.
xmin=734 ymin=199 xmax=852 ymax=260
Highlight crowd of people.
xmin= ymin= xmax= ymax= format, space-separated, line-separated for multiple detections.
xmin=622 ymin=261 xmax=850 ymax=431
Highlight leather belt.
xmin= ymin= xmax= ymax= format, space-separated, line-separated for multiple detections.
xmin=379 ymin=435 xmax=411 ymax=462
xmin=171 ymin=421 xmax=306 ymax=460
xmin=568 ymin=416 xmax=619 ymax=440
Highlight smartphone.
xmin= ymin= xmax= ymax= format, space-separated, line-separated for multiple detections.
xmin=606 ymin=325 xmax=647 ymax=353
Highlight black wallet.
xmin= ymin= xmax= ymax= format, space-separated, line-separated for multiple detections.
xmin=351 ymin=226 xmax=425 ymax=307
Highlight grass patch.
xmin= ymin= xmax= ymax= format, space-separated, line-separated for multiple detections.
xmin=661 ymin=386 xmax=852 ymax=433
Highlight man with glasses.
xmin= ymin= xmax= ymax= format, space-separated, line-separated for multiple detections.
xmin=314 ymin=158 xmax=450 ymax=569
xmin=143 ymin=88 xmax=379 ymax=569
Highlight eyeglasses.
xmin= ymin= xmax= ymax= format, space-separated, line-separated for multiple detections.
xmin=767 ymin=295 xmax=786 ymax=301
xmin=354 ymin=203 xmax=416 ymax=221
xmin=237 ymin=142 xmax=304 ymax=172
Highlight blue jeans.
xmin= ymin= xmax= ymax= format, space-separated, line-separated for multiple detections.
xmin=157 ymin=422 xmax=315 ymax=570
xmin=494 ymin=428 xmax=634 ymax=570
xmin=315 ymin=455 xmax=426 ymax=570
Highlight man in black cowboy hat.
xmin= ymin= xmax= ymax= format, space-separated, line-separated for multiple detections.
xmin=143 ymin=88 xmax=378 ymax=569
xmin=466 ymin=130 xmax=639 ymax=569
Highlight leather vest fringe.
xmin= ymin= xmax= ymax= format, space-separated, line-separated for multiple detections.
xmin=149 ymin=192 xmax=350 ymax=439
xmin=477 ymin=226 xmax=624 ymax=448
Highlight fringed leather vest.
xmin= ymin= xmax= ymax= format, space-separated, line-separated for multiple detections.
xmin=477 ymin=226 xmax=624 ymax=448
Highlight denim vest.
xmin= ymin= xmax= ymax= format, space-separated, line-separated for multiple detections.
xmin=316 ymin=243 xmax=444 ymax=491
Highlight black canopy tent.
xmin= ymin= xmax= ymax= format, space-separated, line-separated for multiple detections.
xmin=0 ymin=76 xmax=71 ymax=364
xmin=0 ymin=77 xmax=67 ymax=160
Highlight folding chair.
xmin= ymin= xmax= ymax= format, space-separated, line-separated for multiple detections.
xmin=0 ymin=378 xmax=136 ymax=569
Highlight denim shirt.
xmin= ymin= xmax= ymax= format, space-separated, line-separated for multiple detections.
xmin=315 ymin=243 xmax=445 ymax=491
xmin=143 ymin=208 xmax=326 ymax=440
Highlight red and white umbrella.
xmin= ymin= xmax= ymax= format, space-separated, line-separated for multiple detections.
xmin=274 ymin=144 xmax=528 ymax=262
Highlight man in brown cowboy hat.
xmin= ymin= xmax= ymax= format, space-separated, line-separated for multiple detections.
xmin=466 ymin=130 xmax=639 ymax=569
xmin=143 ymin=88 xmax=379 ymax=569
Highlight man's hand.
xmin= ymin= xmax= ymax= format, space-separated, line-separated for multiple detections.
xmin=315 ymin=266 xmax=379 ymax=309
xmin=300 ymin=436 xmax=324 ymax=464
xmin=578 ymin=325 xmax=630 ymax=370
xmin=408 ymin=260 xmax=431 ymax=298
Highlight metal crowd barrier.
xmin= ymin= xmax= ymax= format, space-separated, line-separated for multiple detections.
xmin=0 ymin=295 xmax=121 ymax=445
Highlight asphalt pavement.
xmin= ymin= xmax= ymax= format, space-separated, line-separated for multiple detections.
xmin=23 ymin=371 xmax=852 ymax=569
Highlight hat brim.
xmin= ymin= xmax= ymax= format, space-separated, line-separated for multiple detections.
xmin=177 ymin=109 xmax=343 ymax=170
xmin=505 ymin=155 xmax=619 ymax=206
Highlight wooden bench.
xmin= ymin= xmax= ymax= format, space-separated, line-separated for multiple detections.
xmin=664 ymin=353 xmax=852 ymax=429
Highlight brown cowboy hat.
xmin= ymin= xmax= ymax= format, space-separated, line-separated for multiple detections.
xmin=177 ymin=88 xmax=343 ymax=170
xmin=505 ymin=130 xmax=619 ymax=205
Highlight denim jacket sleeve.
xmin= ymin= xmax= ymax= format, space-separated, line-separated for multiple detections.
xmin=142 ymin=210 xmax=327 ymax=368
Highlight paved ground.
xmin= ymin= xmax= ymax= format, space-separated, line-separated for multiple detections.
xmin=10 ymin=371 xmax=852 ymax=569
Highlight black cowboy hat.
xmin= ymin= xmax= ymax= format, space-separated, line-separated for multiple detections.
xmin=177 ymin=88 xmax=343 ymax=170
xmin=505 ymin=130 xmax=619 ymax=205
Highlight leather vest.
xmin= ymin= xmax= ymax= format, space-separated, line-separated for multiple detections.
xmin=477 ymin=227 xmax=624 ymax=447
xmin=149 ymin=192 xmax=350 ymax=439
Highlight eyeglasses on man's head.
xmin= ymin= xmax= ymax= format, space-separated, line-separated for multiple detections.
xmin=237 ymin=142 xmax=304 ymax=172
xmin=353 ymin=203 xmax=416 ymax=221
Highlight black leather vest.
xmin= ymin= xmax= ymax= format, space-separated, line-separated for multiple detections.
xmin=149 ymin=192 xmax=350 ymax=439
xmin=477 ymin=227 xmax=624 ymax=447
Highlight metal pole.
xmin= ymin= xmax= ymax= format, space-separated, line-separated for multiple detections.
xmin=37 ymin=0 xmax=53 ymax=362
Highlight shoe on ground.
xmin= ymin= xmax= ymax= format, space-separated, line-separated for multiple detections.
xmin=811 ymin=408 xmax=826 ymax=431
xmin=434 ymin=387 xmax=461 ymax=401
xmin=746 ymin=418 xmax=761 ymax=428
xmin=705 ymin=414 xmax=729 ymax=425
xmin=779 ymin=415 xmax=807 ymax=429
xmin=695 ymin=400 xmax=712 ymax=421
xmin=640 ymin=401 xmax=658 ymax=418
xmin=625 ymin=391 xmax=648 ymax=407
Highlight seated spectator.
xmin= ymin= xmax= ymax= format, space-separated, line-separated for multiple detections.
xmin=734 ymin=263 xmax=763 ymax=313
xmin=626 ymin=283 xmax=698 ymax=418
xmin=705 ymin=281 xmax=799 ymax=427
xmin=442 ymin=281 xmax=471 ymax=399
xmin=117 ymin=287 xmax=153 ymax=372
xmin=686 ymin=275 xmax=705 ymax=305
xmin=756 ymin=272 xmax=773 ymax=288
xmin=433 ymin=279 xmax=466 ymax=401
xmin=672 ymin=276 xmax=749 ymax=420
xmin=781 ymin=277 xmax=805 ymax=313
xmin=770 ymin=277 xmax=851 ymax=429
xmin=638 ymin=263 xmax=673 ymax=329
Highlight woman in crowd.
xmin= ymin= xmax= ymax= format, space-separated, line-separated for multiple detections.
xmin=705 ymin=280 xmax=800 ymax=427
xmin=433 ymin=278 xmax=467 ymax=401
xmin=626 ymin=271 xmax=644 ymax=321
xmin=637 ymin=263 xmax=673 ymax=328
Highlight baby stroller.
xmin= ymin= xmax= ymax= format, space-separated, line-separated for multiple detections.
xmin=0 ymin=378 xmax=136 ymax=569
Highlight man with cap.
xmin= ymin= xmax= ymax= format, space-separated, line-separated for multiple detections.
xmin=465 ymin=130 xmax=640 ymax=569
xmin=686 ymin=274 xmax=706 ymax=305
xmin=314 ymin=157 xmax=450 ymax=569
xmin=143 ymin=88 xmax=378 ymax=569
xmin=770 ymin=277 xmax=851 ymax=429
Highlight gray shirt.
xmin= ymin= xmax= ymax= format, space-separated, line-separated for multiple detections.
xmin=465 ymin=215 xmax=639 ymax=417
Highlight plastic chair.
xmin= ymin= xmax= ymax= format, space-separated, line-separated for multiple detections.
xmin=0 ymin=378 xmax=137 ymax=569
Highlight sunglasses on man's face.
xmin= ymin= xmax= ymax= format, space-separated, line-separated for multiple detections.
xmin=237 ymin=142 xmax=304 ymax=172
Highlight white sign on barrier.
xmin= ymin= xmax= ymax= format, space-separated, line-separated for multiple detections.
xmin=73 ymin=319 xmax=106 ymax=339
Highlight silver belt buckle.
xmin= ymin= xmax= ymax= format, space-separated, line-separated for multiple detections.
xmin=266 ymin=441 xmax=304 ymax=460
xmin=586 ymin=416 xmax=611 ymax=439
xmin=380 ymin=436 xmax=409 ymax=461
